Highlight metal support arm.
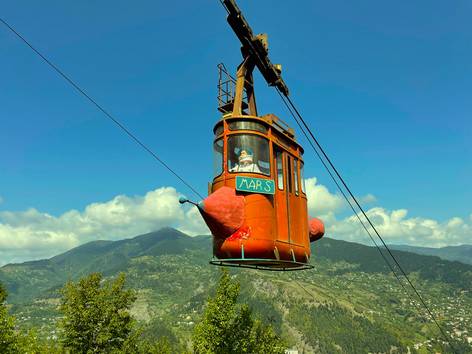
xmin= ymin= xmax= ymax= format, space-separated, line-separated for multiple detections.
xmin=222 ymin=0 xmax=290 ymax=96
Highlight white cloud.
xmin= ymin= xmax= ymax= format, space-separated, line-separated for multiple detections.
xmin=0 ymin=187 xmax=209 ymax=266
xmin=305 ymin=178 xmax=472 ymax=248
xmin=305 ymin=177 xmax=344 ymax=217
xmin=0 ymin=178 xmax=471 ymax=266
xmin=305 ymin=178 xmax=376 ymax=218
xmin=359 ymin=193 xmax=376 ymax=204
xmin=177 ymin=207 xmax=209 ymax=237
xmin=321 ymin=207 xmax=472 ymax=248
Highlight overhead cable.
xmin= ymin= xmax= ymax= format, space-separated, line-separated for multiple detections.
xmin=276 ymin=88 xmax=424 ymax=301
xmin=276 ymin=89 xmax=456 ymax=352
xmin=0 ymin=17 xmax=204 ymax=200
xmin=277 ymin=88 xmax=434 ymax=323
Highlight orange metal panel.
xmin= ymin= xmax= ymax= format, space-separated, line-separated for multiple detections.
xmin=207 ymin=115 xmax=315 ymax=267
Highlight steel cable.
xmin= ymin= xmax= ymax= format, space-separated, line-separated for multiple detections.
xmin=275 ymin=88 xmax=427 ymax=315
xmin=277 ymin=89 xmax=457 ymax=352
xmin=0 ymin=17 xmax=204 ymax=200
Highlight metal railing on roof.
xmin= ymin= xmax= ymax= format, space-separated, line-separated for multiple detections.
xmin=217 ymin=63 xmax=248 ymax=114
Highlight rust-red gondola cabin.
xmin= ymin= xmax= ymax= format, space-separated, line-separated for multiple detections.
xmin=180 ymin=0 xmax=324 ymax=270
xmin=192 ymin=61 xmax=324 ymax=270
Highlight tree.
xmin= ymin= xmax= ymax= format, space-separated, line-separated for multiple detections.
xmin=193 ymin=270 xmax=285 ymax=354
xmin=124 ymin=336 xmax=173 ymax=354
xmin=0 ymin=282 xmax=56 ymax=353
xmin=0 ymin=282 xmax=19 ymax=354
xmin=59 ymin=272 xmax=136 ymax=353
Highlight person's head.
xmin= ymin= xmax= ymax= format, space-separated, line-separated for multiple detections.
xmin=238 ymin=149 xmax=253 ymax=166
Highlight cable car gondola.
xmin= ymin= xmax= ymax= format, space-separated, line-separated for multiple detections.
xmin=181 ymin=0 xmax=324 ymax=271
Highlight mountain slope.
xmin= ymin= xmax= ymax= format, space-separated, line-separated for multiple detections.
xmin=3 ymin=229 xmax=471 ymax=302
xmin=390 ymin=244 xmax=472 ymax=265
xmin=1 ymin=229 xmax=471 ymax=353
xmin=315 ymin=238 xmax=472 ymax=289
xmin=0 ymin=228 xmax=210 ymax=303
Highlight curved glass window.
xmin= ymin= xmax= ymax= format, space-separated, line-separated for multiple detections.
xmin=287 ymin=156 xmax=293 ymax=193
xmin=300 ymin=161 xmax=306 ymax=194
xmin=227 ymin=135 xmax=270 ymax=175
xmin=294 ymin=159 xmax=299 ymax=195
xmin=275 ymin=148 xmax=284 ymax=190
xmin=213 ymin=138 xmax=223 ymax=177
xmin=214 ymin=124 xmax=224 ymax=137
xmin=228 ymin=121 xmax=268 ymax=134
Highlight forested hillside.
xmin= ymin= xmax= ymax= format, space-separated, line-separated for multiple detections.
xmin=1 ymin=228 xmax=471 ymax=353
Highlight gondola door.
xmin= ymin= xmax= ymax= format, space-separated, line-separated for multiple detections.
xmin=274 ymin=147 xmax=289 ymax=243
xmin=286 ymin=154 xmax=294 ymax=245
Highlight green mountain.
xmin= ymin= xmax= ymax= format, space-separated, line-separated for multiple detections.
xmin=1 ymin=228 xmax=471 ymax=353
xmin=390 ymin=244 xmax=472 ymax=265
xmin=0 ymin=228 xmax=211 ymax=303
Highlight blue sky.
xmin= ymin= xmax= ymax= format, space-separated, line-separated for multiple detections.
xmin=0 ymin=1 xmax=471 ymax=262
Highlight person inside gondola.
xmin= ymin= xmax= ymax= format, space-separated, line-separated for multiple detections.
xmin=230 ymin=149 xmax=261 ymax=173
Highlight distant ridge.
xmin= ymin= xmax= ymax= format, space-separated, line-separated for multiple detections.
xmin=389 ymin=244 xmax=472 ymax=265
xmin=1 ymin=227 xmax=472 ymax=303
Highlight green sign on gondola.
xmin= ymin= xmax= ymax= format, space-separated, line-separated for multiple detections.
xmin=236 ymin=176 xmax=275 ymax=195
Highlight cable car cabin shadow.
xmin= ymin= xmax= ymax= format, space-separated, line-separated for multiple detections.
xmin=181 ymin=0 xmax=324 ymax=271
